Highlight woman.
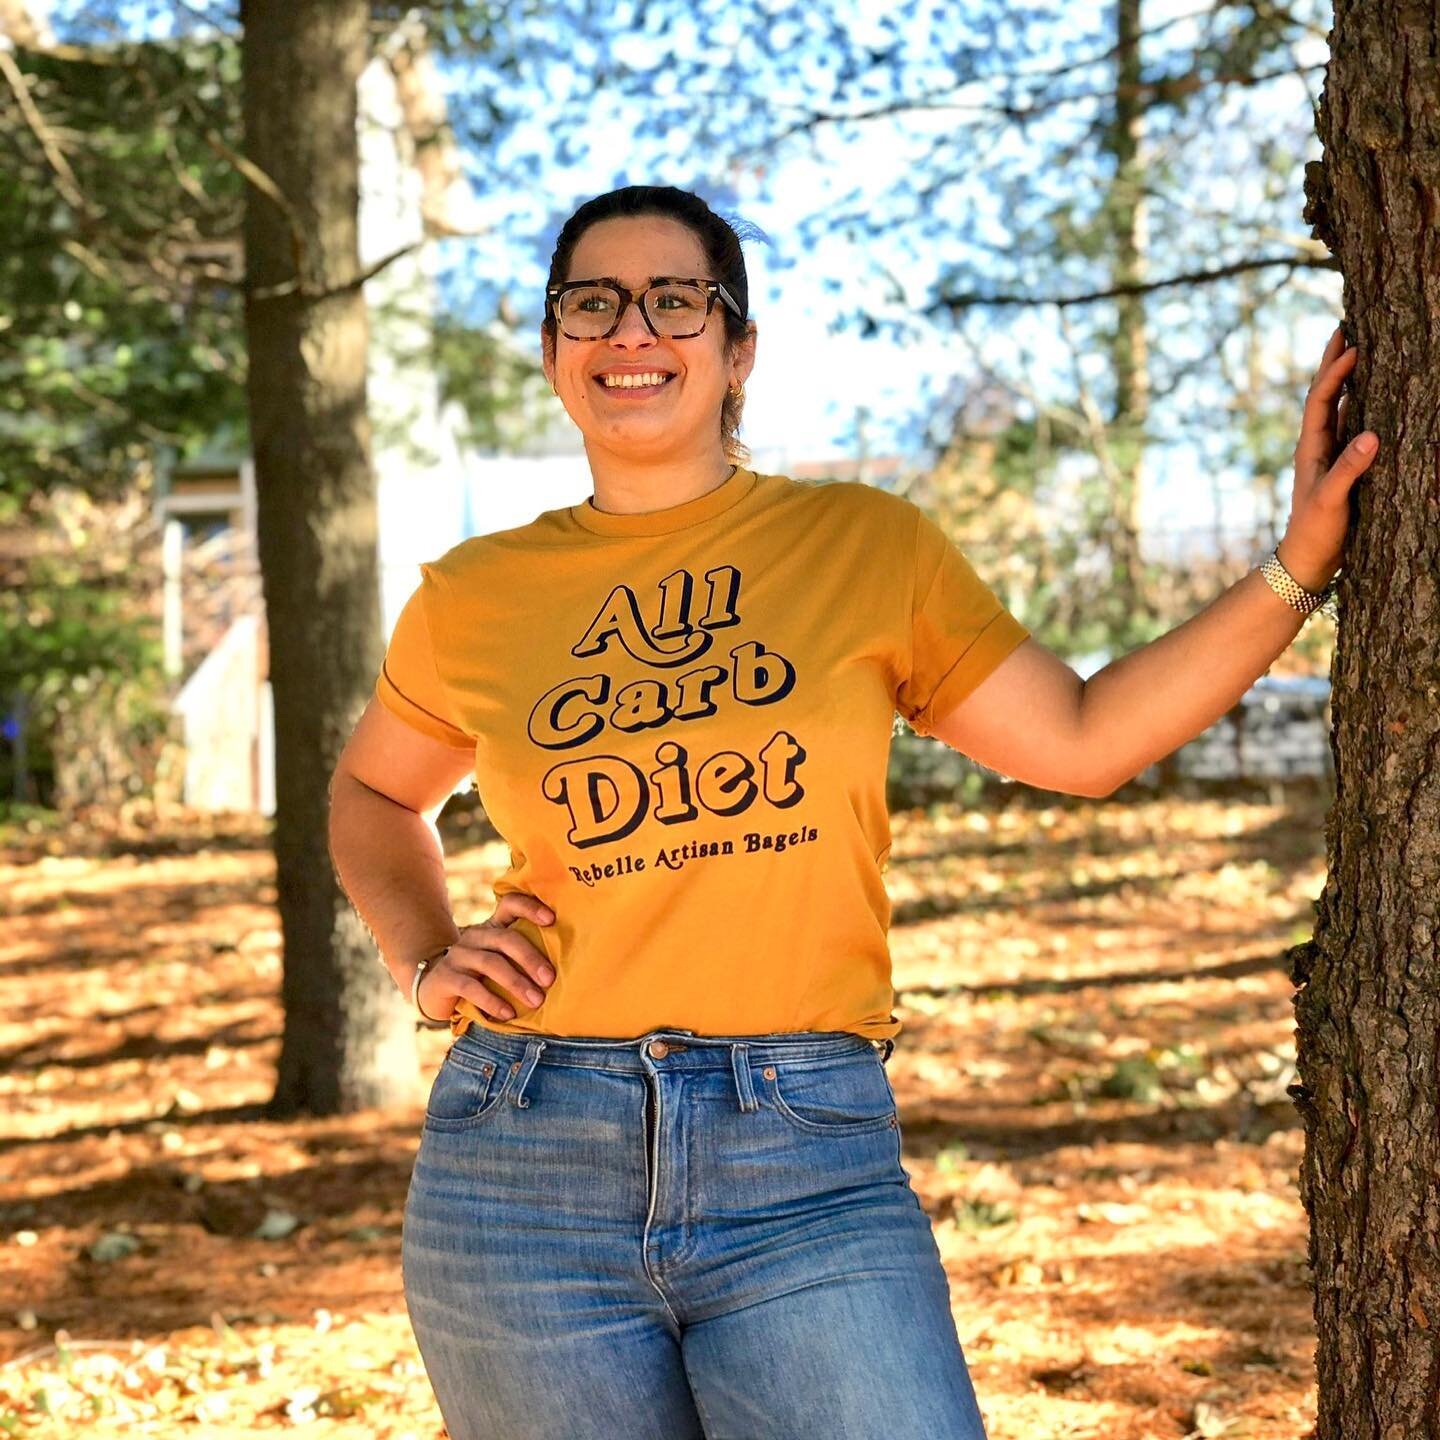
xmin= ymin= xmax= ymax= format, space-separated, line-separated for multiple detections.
xmin=328 ymin=184 xmax=1376 ymax=1439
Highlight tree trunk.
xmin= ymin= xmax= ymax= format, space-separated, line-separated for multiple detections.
xmin=240 ymin=0 xmax=419 ymax=1115
xmin=1104 ymin=0 xmax=1152 ymax=629
xmin=1293 ymin=4 xmax=1440 ymax=1432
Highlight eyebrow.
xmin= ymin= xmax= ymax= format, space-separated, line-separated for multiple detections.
xmin=574 ymin=274 xmax=696 ymax=288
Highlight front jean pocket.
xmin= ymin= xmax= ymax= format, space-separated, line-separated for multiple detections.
xmin=764 ymin=1055 xmax=898 ymax=1136
xmin=423 ymin=1049 xmax=513 ymax=1132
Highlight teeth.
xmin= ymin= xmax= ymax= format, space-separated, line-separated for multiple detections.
xmin=600 ymin=372 xmax=670 ymax=388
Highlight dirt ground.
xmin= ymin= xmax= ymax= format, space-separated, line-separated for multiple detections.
xmin=2 ymin=783 xmax=1331 ymax=1438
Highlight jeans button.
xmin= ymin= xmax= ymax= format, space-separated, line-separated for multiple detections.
xmin=648 ymin=1040 xmax=670 ymax=1059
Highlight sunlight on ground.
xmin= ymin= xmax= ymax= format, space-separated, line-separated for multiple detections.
xmin=2 ymin=791 xmax=1329 ymax=1437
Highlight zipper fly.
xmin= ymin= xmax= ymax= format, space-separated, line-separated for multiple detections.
xmin=644 ymin=1077 xmax=660 ymax=1241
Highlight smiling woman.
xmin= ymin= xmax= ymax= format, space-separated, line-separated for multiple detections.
xmin=333 ymin=183 xmax=1015 ymax=1439
xmin=538 ymin=191 xmax=759 ymax=517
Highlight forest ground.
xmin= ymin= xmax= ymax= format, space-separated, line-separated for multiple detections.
xmin=1 ymin=782 xmax=1331 ymax=1439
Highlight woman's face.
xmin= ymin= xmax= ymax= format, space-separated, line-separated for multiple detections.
xmin=541 ymin=213 xmax=756 ymax=464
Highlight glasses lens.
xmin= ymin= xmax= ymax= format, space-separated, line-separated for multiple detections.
xmin=555 ymin=282 xmax=711 ymax=337
xmin=557 ymin=285 xmax=622 ymax=337
xmin=644 ymin=283 xmax=709 ymax=336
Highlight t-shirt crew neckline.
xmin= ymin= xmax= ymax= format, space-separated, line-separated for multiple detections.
xmin=568 ymin=465 xmax=758 ymax=537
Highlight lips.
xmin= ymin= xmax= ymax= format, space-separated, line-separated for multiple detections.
xmin=591 ymin=373 xmax=676 ymax=395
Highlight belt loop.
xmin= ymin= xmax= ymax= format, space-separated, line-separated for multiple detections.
xmin=512 ymin=1038 xmax=547 ymax=1108
xmin=873 ymin=1037 xmax=894 ymax=1065
xmin=731 ymin=1042 xmax=758 ymax=1112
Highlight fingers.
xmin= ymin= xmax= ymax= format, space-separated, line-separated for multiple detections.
xmin=484 ymin=889 xmax=557 ymax=988
xmin=438 ymin=893 xmax=559 ymax=1021
xmin=1304 ymin=342 xmax=1357 ymax=416
xmin=1322 ymin=429 xmax=1380 ymax=492
xmin=451 ymin=915 xmax=557 ymax=1014
xmin=491 ymin=890 xmax=555 ymax=927
xmin=438 ymin=964 xmax=523 ymax=1023
xmin=1296 ymin=344 xmax=1359 ymax=478
xmin=1316 ymin=323 xmax=1346 ymax=374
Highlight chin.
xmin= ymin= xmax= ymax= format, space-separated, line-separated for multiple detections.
xmin=587 ymin=426 xmax=699 ymax=459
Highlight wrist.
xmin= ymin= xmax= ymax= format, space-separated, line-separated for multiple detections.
xmin=1274 ymin=536 xmax=1338 ymax=594
xmin=410 ymin=944 xmax=454 ymax=1024
xmin=391 ymin=931 xmax=459 ymax=983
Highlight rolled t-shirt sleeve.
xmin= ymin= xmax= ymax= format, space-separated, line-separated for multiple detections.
xmin=895 ymin=506 xmax=1031 ymax=738
xmin=374 ymin=576 xmax=475 ymax=750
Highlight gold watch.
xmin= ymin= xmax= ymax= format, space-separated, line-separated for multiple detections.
xmin=1259 ymin=548 xmax=1338 ymax=619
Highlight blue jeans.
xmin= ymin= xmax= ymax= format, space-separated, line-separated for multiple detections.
xmin=402 ymin=1026 xmax=989 ymax=1439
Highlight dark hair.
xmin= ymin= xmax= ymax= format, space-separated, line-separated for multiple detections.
xmin=543 ymin=185 xmax=764 ymax=466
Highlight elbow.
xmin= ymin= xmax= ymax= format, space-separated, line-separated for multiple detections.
xmin=1079 ymin=768 xmax=1125 ymax=799
xmin=327 ymin=765 xmax=362 ymax=841
xmin=326 ymin=763 xmax=348 ymax=818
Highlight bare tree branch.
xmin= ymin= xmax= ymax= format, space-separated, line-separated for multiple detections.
xmin=245 ymin=239 xmax=424 ymax=302
xmin=932 ymin=254 xmax=1337 ymax=314
xmin=745 ymin=58 xmax=1324 ymax=160
xmin=0 ymin=45 xmax=91 ymax=216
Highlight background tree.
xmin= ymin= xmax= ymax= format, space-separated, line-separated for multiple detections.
xmin=2 ymin=3 xmax=560 ymax=1110
xmin=1289 ymin=3 xmax=1440 ymax=1432
xmin=238 ymin=0 xmax=414 ymax=1113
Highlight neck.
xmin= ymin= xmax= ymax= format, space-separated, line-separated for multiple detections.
xmin=581 ymin=439 xmax=737 ymax=516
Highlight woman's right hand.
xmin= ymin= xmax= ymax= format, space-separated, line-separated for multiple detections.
xmin=416 ymin=892 xmax=558 ymax=1023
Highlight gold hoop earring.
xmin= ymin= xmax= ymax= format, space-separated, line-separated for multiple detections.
xmin=728 ymin=383 xmax=743 ymax=399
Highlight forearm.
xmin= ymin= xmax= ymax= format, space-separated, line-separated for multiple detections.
xmin=327 ymin=772 xmax=461 ymax=995
xmin=1079 ymin=564 xmax=1314 ymax=793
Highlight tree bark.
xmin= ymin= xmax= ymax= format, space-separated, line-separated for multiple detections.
xmin=240 ymin=0 xmax=419 ymax=1114
xmin=1293 ymin=4 xmax=1440 ymax=1433
xmin=1104 ymin=0 xmax=1153 ymax=629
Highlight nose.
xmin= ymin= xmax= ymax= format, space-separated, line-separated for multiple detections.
xmin=608 ymin=296 xmax=657 ymax=347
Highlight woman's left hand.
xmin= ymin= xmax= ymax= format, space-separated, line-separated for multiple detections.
xmin=1277 ymin=323 xmax=1380 ymax=592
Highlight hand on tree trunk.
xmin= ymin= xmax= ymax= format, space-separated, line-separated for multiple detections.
xmin=1278 ymin=323 xmax=1380 ymax=592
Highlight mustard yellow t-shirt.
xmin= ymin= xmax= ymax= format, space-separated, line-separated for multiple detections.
xmin=374 ymin=465 xmax=1029 ymax=1042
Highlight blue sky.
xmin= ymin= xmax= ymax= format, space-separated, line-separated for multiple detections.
xmin=435 ymin=3 xmax=1341 ymax=558
xmin=50 ymin=0 xmax=1343 ymax=558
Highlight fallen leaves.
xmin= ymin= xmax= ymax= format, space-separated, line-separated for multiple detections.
xmin=2 ymin=790 xmax=1335 ymax=1438
xmin=86 ymin=1232 xmax=141 ymax=1263
xmin=0 ymin=1317 xmax=429 ymax=1432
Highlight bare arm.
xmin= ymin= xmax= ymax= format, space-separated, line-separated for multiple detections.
xmin=328 ymin=697 xmax=475 ymax=997
xmin=927 ymin=559 xmax=1315 ymax=798
xmin=928 ymin=324 xmax=1377 ymax=797
xmin=1076 ymin=566 xmax=1309 ymax=794
xmin=330 ymin=698 xmax=560 ymax=1023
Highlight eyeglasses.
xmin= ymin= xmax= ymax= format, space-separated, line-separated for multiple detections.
xmin=546 ymin=276 xmax=745 ymax=340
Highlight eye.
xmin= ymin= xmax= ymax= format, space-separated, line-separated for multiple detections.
xmin=651 ymin=284 xmax=706 ymax=312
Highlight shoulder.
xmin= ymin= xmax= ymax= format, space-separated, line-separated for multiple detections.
xmin=761 ymin=472 xmax=919 ymax=536
xmin=418 ymin=506 xmax=574 ymax=591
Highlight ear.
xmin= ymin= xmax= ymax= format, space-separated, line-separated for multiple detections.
xmin=731 ymin=321 xmax=758 ymax=388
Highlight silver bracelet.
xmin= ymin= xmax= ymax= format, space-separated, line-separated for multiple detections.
xmin=1259 ymin=548 xmax=1339 ymax=619
xmin=409 ymin=946 xmax=453 ymax=1024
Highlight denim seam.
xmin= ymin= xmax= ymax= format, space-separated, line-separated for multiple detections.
xmin=765 ymin=1062 xmax=899 ymax=1136
xmin=422 ymin=1058 xmax=514 ymax=1133
xmin=510 ymin=1038 xmax=547 ymax=1108
xmin=731 ymin=1043 xmax=758 ymax=1113
xmin=638 ymin=1058 xmax=688 ymax=1328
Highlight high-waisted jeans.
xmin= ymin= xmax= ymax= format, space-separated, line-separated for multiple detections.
xmin=401 ymin=1025 xmax=989 ymax=1439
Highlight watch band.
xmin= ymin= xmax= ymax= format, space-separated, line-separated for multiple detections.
xmin=1259 ymin=548 xmax=1338 ymax=618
